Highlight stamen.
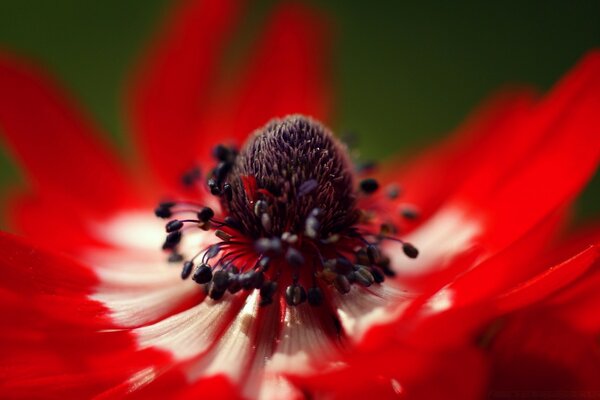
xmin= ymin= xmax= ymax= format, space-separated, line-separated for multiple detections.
xmin=156 ymin=115 xmax=421 ymax=310
xmin=359 ymin=178 xmax=379 ymax=194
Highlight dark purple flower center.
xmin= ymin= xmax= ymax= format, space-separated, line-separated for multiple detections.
xmin=226 ymin=116 xmax=358 ymax=238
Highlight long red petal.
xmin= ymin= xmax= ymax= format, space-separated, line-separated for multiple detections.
xmin=441 ymin=51 xmax=599 ymax=252
xmin=191 ymin=3 xmax=333 ymax=165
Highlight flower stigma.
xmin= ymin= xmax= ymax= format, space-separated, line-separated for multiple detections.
xmin=156 ymin=115 xmax=419 ymax=307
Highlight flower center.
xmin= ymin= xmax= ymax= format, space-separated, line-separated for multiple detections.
xmin=155 ymin=115 xmax=419 ymax=307
xmin=226 ymin=116 xmax=358 ymax=238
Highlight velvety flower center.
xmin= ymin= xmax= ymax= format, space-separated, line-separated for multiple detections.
xmin=227 ymin=116 xmax=358 ymax=238
xmin=155 ymin=115 xmax=419 ymax=308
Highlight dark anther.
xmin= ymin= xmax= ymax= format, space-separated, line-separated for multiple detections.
xmin=366 ymin=244 xmax=380 ymax=264
xmin=259 ymin=281 xmax=278 ymax=306
xmin=305 ymin=215 xmax=319 ymax=239
xmin=360 ymin=178 xmax=380 ymax=194
xmin=196 ymin=207 xmax=214 ymax=222
xmin=254 ymin=200 xmax=268 ymax=217
xmin=181 ymin=167 xmax=201 ymax=186
xmin=215 ymin=230 xmax=232 ymax=241
xmin=386 ymin=184 xmax=401 ymax=199
xmin=371 ymin=268 xmax=385 ymax=283
xmin=155 ymin=206 xmax=172 ymax=219
xmin=222 ymin=183 xmax=233 ymax=201
xmin=166 ymin=219 xmax=184 ymax=233
xmin=285 ymin=247 xmax=305 ymax=268
xmin=213 ymin=145 xmax=229 ymax=161
xmin=212 ymin=270 xmax=231 ymax=292
xmin=214 ymin=162 xmax=232 ymax=182
xmin=227 ymin=276 xmax=242 ymax=294
xmin=307 ymin=286 xmax=324 ymax=306
xmin=260 ymin=213 xmax=272 ymax=232
xmin=205 ymin=244 xmax=221 ymax=259
xmin=227 ymin=274 xmax=241 ymax=293
xmin=240 ymin=271 xmax=265 ymax=290
xmin=259 ymin=256 xmax=270 ymax=270
xmin=221 ymin=217 xmax=239 ymax=230
xmin=285 ymin=284 xmax=307 ymax=306
xmin=208 ymin=178 xmax=220 ymax=195
xmin=297 ymin=179 xmax=318 ymax=197
xmin=354 ymin=266 xmax=375 ymax=287
xmin=334 ymin=257 xmax=354 ymax=275
xmin=334 ymin=275 xmax=351 ymax=294
xmin=168 ymin=253 xmax=184 ymax=263
xmin=400 ymin=206 xmax=420 ymax=220
xmin=192 ymin=264 xmax=213 ymax=284
xmin=255 ymin=238 xmax=282 ymax=254
xmin=402 ymin=243 xmax=419 ymax=259
xmin=213 ymin=144 xmax=236 ymax=162
xmin=181 ymin=261 xmax=194 ymax=279
xmin=207 ymin=283 xmax=226 ymax=300
xmin=162 ymin=231 xmax=182 ymax=249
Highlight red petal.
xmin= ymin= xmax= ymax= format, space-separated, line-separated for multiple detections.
xmin=0 ymin=230 xmax=110 ymax=327
xmin=488 ymin=314 xmax=600 ymax=393
xmin=128 ymin=0 xmax=244 ymax=192
xmin=495 ymin=242 xmax=600 ymax=313
xmin=0 ymin=232 xmax=173 ymax=398
xmin=384 ymin=89 xmax=536 ymax=221
xmin=295 ymin=344 xmax=487 ymax=400
xmin=0 ymin=54 xmax=139 ymax=215
xmin=551 ymin=268 xmax=600 ymax=334
xmin=460 ymin=51 xmax=600 ymax=252
xmin=192 ymin=3 xmax=333 ymax=165
xmin=5 ymin=192 xmax=107 ymax=251
xmin=221 ymin=3 xmax=333 ymax=140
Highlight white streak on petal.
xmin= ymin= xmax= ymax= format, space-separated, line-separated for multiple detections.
xmin=334 ymin=282 xmax=413 ymax=343
xmin=267 ymin=305 xmax=342 ymax=375
xmin=94 ymin=282 xmax=200 ymax=328
xmin=126 ymin=366 xmax=158 ymax=393
xmin=257 ymin=375 xmax=303 ymax=400
xmin=243 ymin=295 xmax=281 ymax=399
xmin=135 ymin=296 xmax=238 ymax=360
xmin=423 ymin=287 xmax=454 ymax=314
xmin=389 ymin=206 xmax=480 ymax=275
xmin=93 ymin=212 xmax=166 ymax=250
xmin=184 ymin=292 xmax=257 ymax=383
xmin=86 ymin=212 xmax=217 ymax=327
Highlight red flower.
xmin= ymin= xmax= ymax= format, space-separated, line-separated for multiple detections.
xmin=0 ymin=1 xmax=599 ymax=399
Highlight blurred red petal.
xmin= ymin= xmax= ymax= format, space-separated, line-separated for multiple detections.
xmin=128 ymin=0 xmax=244 ymax=192
xmin=220 ymin=2 xmax=333 ymax=140
xmin=0 ymin=54 xmax=140 ymax=215
xmin=385 ymin=89 xmax=536 ymax=221
xmin=488 ymin=314 xmax=600 ymax=393
xmin=495 ymin=242 xmax=600 ymax=313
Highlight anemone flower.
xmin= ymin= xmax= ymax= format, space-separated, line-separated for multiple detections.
xmin=0 ymin=1 xmax=599 ymax=399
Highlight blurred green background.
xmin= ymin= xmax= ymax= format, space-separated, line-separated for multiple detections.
xmin=0 ymin=0 xmax=598 ymax=219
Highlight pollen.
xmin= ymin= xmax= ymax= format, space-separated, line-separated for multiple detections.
xmin=156 ymin=115 xmax=419 ymax=307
